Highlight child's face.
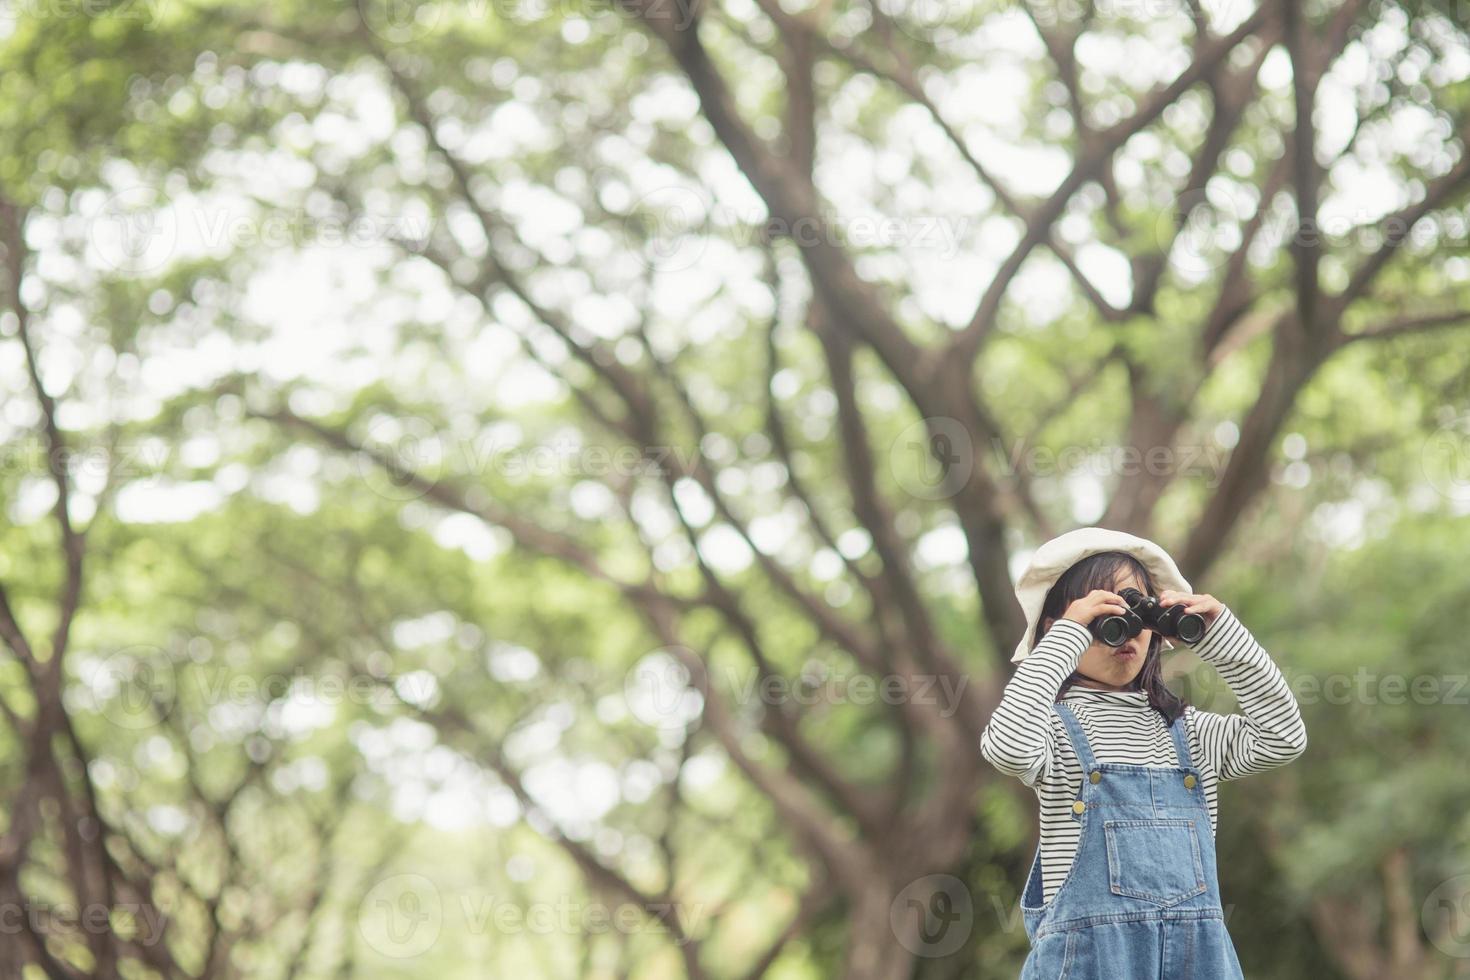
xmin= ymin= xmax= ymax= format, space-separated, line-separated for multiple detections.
xmin=1073 ymin=569 xmax=1154 ymax=689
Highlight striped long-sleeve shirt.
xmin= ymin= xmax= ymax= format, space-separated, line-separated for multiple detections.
xmin=979 ymin=605 xmax=1307 ymax=904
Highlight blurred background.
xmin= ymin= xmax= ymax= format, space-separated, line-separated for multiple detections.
xmin=1 ymin=0 xmax=1469 ymax=976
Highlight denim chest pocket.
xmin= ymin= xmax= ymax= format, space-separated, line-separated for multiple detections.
xmin=1103 ymin=819 xmax=1207 ymax=907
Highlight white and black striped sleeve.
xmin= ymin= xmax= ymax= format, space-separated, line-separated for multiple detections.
xmin=1187 ymin=604 xmax=1308 ymax=781
xmin=980 ymin=619 xmax=1093 ymax=786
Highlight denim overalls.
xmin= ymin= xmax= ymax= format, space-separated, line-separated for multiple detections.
xmin=1017 ymin=704 xmax=1246 ymax=979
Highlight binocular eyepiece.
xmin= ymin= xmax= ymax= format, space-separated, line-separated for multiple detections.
xmin=1090 ymin=587 xmax=1207 ymax=648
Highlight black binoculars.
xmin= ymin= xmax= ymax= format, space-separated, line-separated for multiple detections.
xmin=1090 ymin=587 xmax=1206 ymax=648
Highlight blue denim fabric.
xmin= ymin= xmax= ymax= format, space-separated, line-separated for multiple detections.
xmin=1017 ymin=704 xmax=1246 ymax=979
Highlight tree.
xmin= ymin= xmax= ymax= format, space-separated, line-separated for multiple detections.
xmin=2 ymin=0 xmax=1469 ymax=976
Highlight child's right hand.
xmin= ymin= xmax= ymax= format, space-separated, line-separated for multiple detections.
xmin=1060 ymin=589 xmax=1129 ymax=628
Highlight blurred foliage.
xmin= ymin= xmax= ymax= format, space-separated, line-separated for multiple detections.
xmin=1 ymin=0 xmax=1470 ymax=977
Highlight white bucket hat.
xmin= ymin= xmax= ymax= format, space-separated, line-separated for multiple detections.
xmin=1010 ymin=526 xmax=1193 ymax=664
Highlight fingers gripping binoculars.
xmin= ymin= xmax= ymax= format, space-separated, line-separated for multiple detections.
xmin=1090 ymin=588 xmax=1207 ymax=648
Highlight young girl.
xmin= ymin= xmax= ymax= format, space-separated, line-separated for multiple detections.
xmin=980 ymin=527 xmax=1307 ymax=979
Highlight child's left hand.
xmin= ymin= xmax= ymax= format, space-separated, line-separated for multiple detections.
xmin=1158 ymin=591 xmax=1224 ymax=627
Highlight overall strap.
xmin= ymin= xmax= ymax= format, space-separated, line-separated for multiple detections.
xmin=1053 ymin=703 xmax=1098 ymax=773
xmin=1168 ymin=708 xmax=1195 ymax=770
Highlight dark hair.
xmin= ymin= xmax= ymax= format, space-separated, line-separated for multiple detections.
xmin=1030 ymin=550 xmax=1189 ymax=727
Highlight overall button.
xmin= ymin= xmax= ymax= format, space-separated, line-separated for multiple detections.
xmin=1089 ymin=771 xmax=1102 ymax=784
xmin=1183 ymin=774 xmax=1197 ymax=789
xmin=1072 ymin=801 xmax=1086 ymax=814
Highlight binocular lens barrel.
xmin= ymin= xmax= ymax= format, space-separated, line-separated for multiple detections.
xmin=1088 ymin=589 xmax=1207 ymax=648
xmin=1096 ymin=617 xmax=1133 ymax=646
xmin=1172 ymin=613 xmax=1206 ymax=644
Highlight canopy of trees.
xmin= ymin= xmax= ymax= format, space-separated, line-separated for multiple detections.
xmin=1 ymin=0 xmax=1468 ymax=977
